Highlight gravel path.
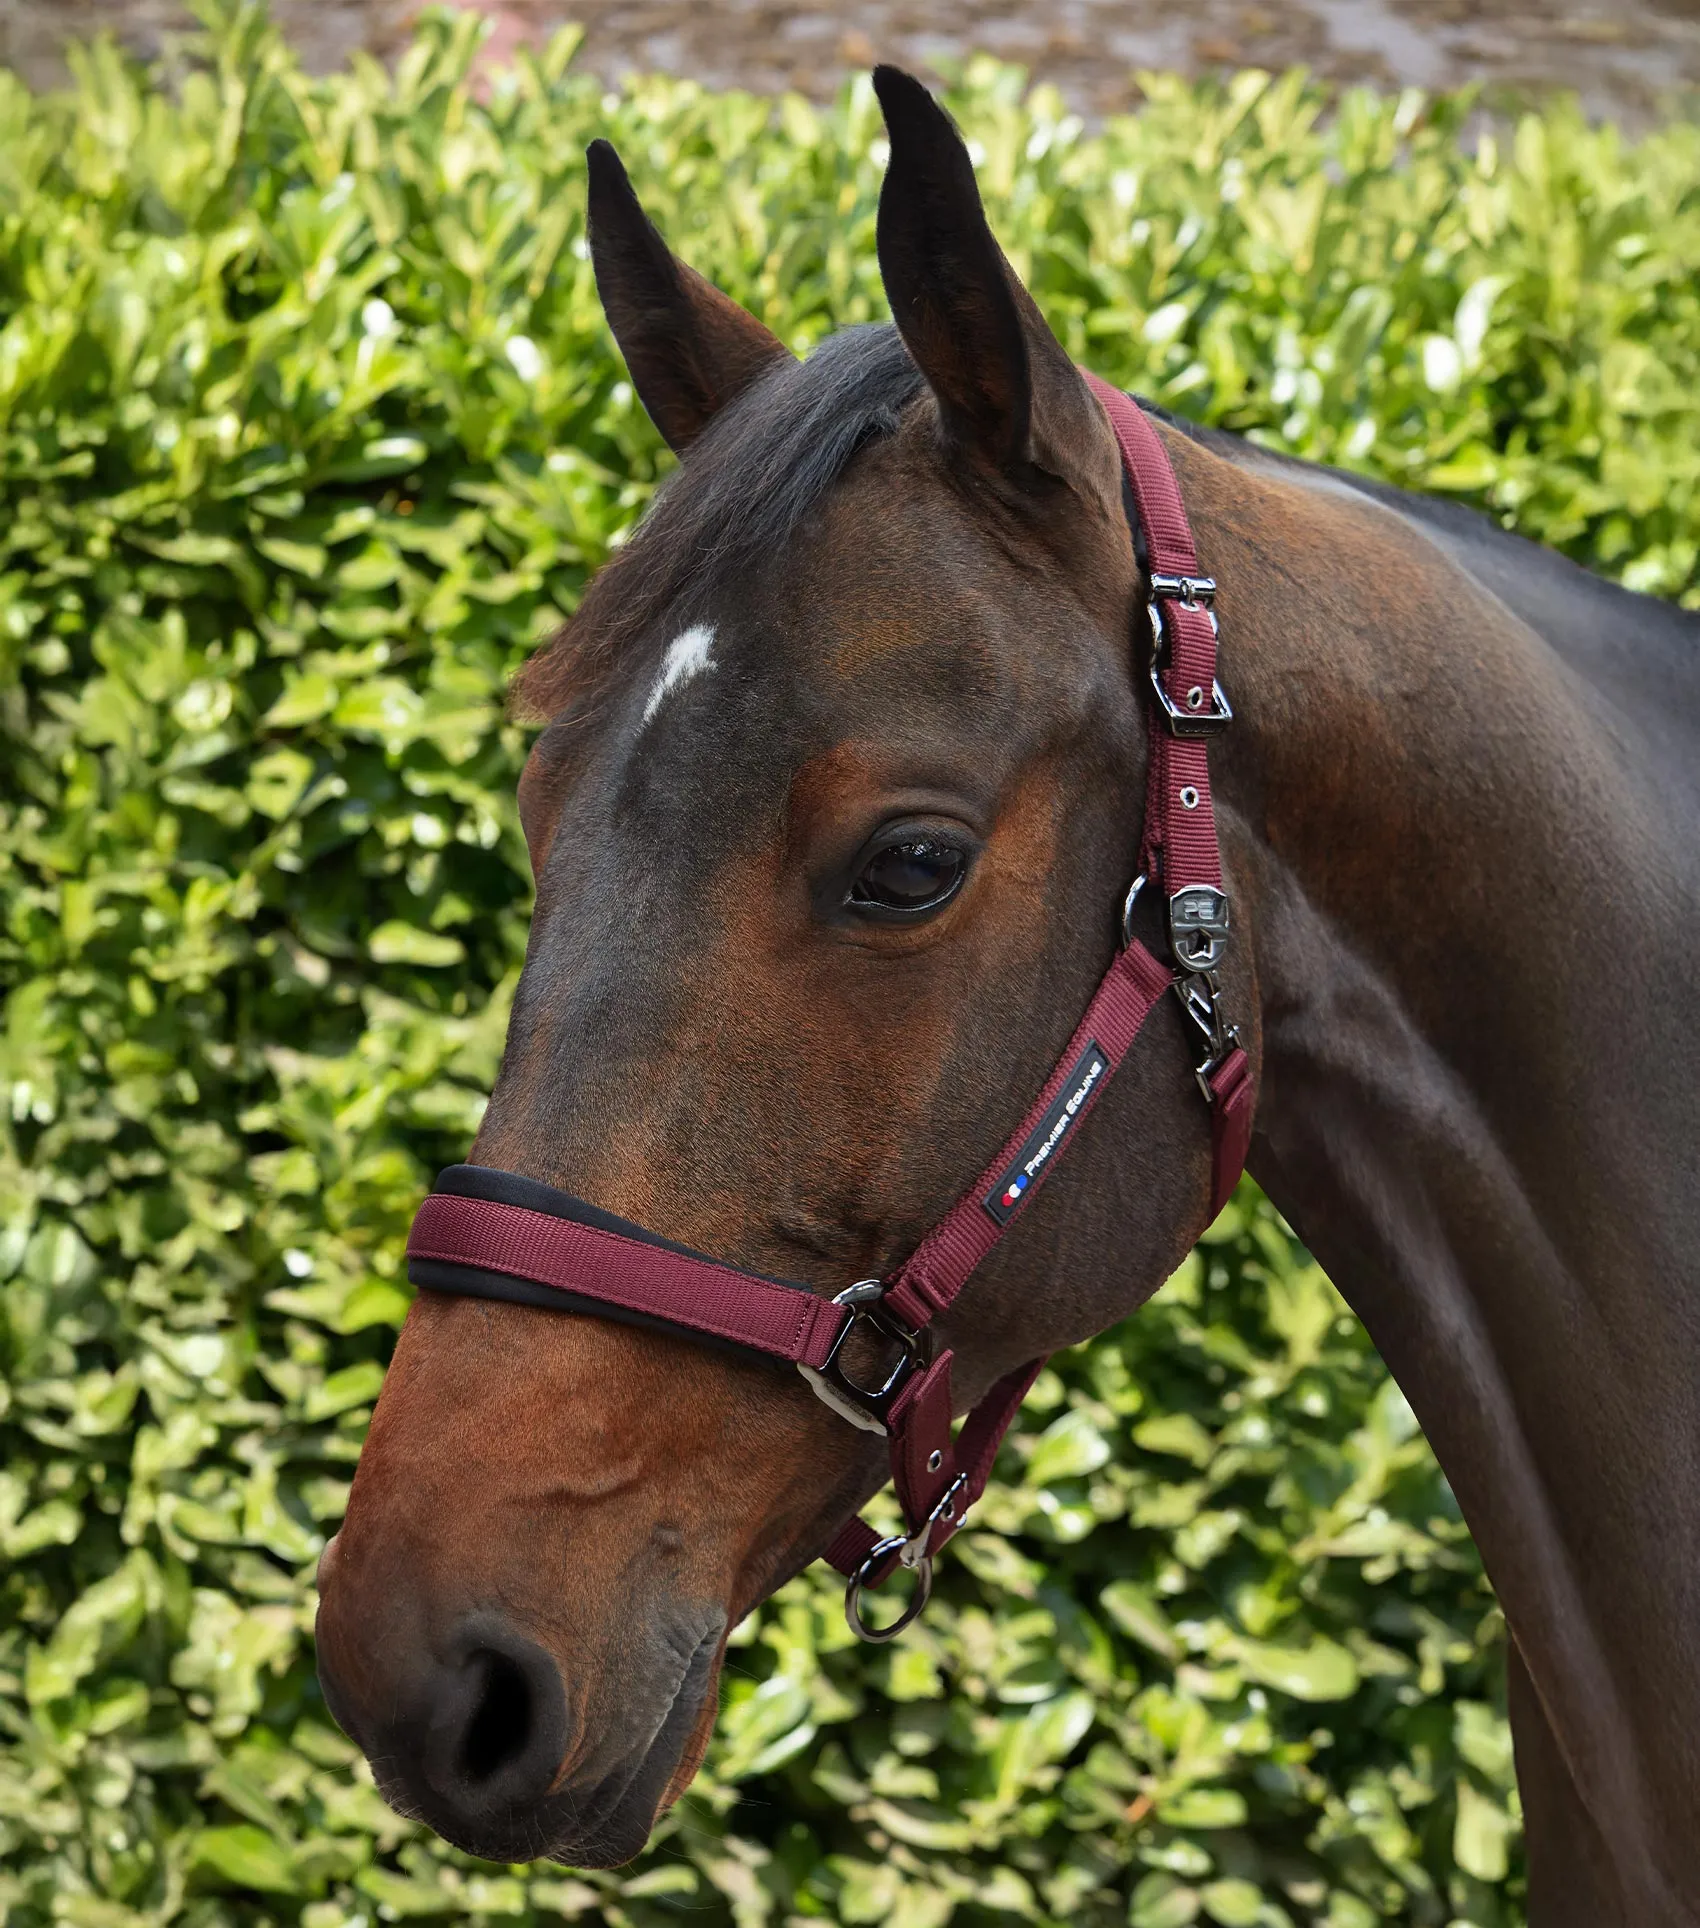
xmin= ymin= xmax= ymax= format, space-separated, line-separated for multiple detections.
xmin=4 ymin=0 xmax=1699 ymax=123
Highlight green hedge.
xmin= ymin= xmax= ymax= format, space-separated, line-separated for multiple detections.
xmin=6 ymin=9 xmax=1700 ymax=1927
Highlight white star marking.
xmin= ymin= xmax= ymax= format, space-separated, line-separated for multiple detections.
xmin=642 ymin=621 xmax=717 ymax=723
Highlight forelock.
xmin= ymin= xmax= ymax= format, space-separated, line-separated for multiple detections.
xmin=513 ymin=324 xmax=927 ymax=723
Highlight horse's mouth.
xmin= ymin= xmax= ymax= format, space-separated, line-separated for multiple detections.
xmin=361 ymin=1623 xmax=724 ymax=1869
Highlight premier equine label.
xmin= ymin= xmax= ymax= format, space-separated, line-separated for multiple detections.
xmin=982 ymin=1040 xmax=1108 ymax=1225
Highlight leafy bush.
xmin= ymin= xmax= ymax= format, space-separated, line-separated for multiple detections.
xmin=6 ymin=9 xmax=1700 ymax=1927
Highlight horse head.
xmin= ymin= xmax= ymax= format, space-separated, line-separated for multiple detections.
xmin=313 ymin=68 xmax=1243 ymax=1866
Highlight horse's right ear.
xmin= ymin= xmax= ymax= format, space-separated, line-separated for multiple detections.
xmin=586 ymin=140 xmax=794 ymax=455
xmin=871 ymin=67 xmax=1101 ymax=488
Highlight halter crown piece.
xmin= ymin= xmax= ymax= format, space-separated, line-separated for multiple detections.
xmin=403 ymin=377 xmax=1256 ymax=1640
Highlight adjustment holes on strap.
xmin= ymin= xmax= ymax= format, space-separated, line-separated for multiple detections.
xmin=926 ymin=1449 xmax=943 ymax=1473
xmin=1179 ymin=785 xmax=1201 ymax=810
xmin=1186 ymin=686 xmax=1205 ymax=711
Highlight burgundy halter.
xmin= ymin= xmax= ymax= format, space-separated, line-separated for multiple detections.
xmin=404 ymin=376 xmax=1255 ymax=1639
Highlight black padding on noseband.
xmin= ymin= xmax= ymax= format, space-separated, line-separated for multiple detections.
xmin=433 ymin=1162 xmax=677 ymax=1240
xmin=408 ymin=1255 xmax=787 ymax=1366
xmin=413 ymin=1165 xmax=814 ymax=1353
xmin=430 ymin=1163 xmax=805 ymax=1291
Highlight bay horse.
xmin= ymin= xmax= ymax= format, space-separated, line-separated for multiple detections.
xmin=313 ymin=67 xmax=1700 ymax=1923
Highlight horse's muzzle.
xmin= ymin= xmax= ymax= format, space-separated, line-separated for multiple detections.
xmin=314 ymin=1551 xmax=721 ymax=1865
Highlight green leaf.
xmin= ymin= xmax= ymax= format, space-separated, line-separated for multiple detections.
xmin=192 ymin=1825 xmax=301 ymax=1895
xmin=716 ymin=1673 xmax=813 ymax=1781
xmin=369 ymin=921 xmax=467 ymax=966
xmin=1156 ymin=1787 xmax=1248 ymax=1829
xmin=1455 ymin=1699 xmax=1516 ymax=1785
xmin=1453 ymin=1778 xmax=1514 ymax=1881
xmin=1231 ymin=1635 xmax=1360 ymax=1702
xmin=1099 ymin=1583 xmax=1179 ymax=1661
xmin=304 ymin=1360 xmax=386 ymax=1420
xmin=1199 ymin=1878 xmax=1266 ymax=1926
xmin=1026 ymin=1407 xmax=1112 ymax=1483
xmin=265 ymin=673 xmax=339 ymax=727
xmin=1130 ymin=1874 xmax=1202 ymax=1928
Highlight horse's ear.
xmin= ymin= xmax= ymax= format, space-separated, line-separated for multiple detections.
xmin=872 ymin=67 xmax=1100 ymax=484
xmin=586 ymin=139 xmax=794 ymax=455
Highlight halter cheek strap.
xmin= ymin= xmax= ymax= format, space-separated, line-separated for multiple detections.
xmin=402 ymin=380 xmax=1255 ymax=1641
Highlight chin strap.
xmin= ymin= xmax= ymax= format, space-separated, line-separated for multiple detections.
xmin=402 ymin=380 xmax=1254 ymax=1642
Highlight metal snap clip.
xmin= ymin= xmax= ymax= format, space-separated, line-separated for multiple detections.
xmin=843 ymin=1472 xmax=967 ymax=1641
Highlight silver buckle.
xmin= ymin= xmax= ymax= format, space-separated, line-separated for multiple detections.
xmin=1145 ymin=576 xmax=1231 ymax=738
xmin=1148 ymin=662 xmax=1233 ymax=737
xmin=798 ymin=1281 xmax=926 ymax=1437
xmin=1149 ymin=571 xmax=1216 ymax=608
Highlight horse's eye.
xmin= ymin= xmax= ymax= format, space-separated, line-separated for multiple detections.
xmin=849 ymin=838 xmax=968 ymax=917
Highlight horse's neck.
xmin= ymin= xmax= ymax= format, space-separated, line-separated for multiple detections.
xmin=1178 ymin=433 xmax=1700 ymax=1916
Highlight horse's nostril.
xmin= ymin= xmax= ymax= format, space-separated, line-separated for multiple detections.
xmin=460 ymin=1648 xmax=534 ymax=1785
xmin=423 ymin=1621 xmax=567 ymax=1815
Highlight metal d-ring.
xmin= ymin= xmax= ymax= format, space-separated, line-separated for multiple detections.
xmin=1120 ymin=873 xmax=1149 ymax=949
xmin=845 ymin=1536 xmax=934 ymax=1643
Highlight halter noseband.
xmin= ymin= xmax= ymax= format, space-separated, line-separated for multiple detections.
xmin=403 ymin=377 xmax=1255 ymax=1640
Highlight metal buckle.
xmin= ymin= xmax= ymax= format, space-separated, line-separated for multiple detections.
xmin=843 ymin=1474 xmax=967 ymax=1643
xmin=1168 ymin=884 xmax=1230 ymax=973
xmin=1145 ymin=581 xmax=1231 ymax=738
xmin=1149 ymin=571 xmax=1216 ymax=608
xmin=798 ymin=1281 xmax=927 ymax=1437
xmin=1147 ymin=656 xmax=1233 ymax=737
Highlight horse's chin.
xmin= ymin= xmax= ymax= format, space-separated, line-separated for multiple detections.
xmin=392 ymin=1783 xmax=657 ymax=1870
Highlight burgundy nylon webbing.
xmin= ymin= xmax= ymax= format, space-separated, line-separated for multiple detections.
xmin=1082 ymin=370 xmax=1226 ymax=894
xmin=1085 ymin=372 xmax=1253 ymax=1220
xmin=883 ymin=938 xmax=1173 ymax=1329
xmin=406 ymin=1194 xmax=846 ymax=1369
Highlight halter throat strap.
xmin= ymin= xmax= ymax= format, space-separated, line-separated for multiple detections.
xmin=401 ymin=379 xmax=1254 ymax=1641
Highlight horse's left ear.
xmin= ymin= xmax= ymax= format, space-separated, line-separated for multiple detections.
xmin=872 ymin=66 xmax=1103 ymax=487
xmin=586 ymin=139 xmax=795 ymax=455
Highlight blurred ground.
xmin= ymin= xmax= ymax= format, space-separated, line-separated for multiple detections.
xmin=3 ymin=0 xmax=1700 ymax=121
